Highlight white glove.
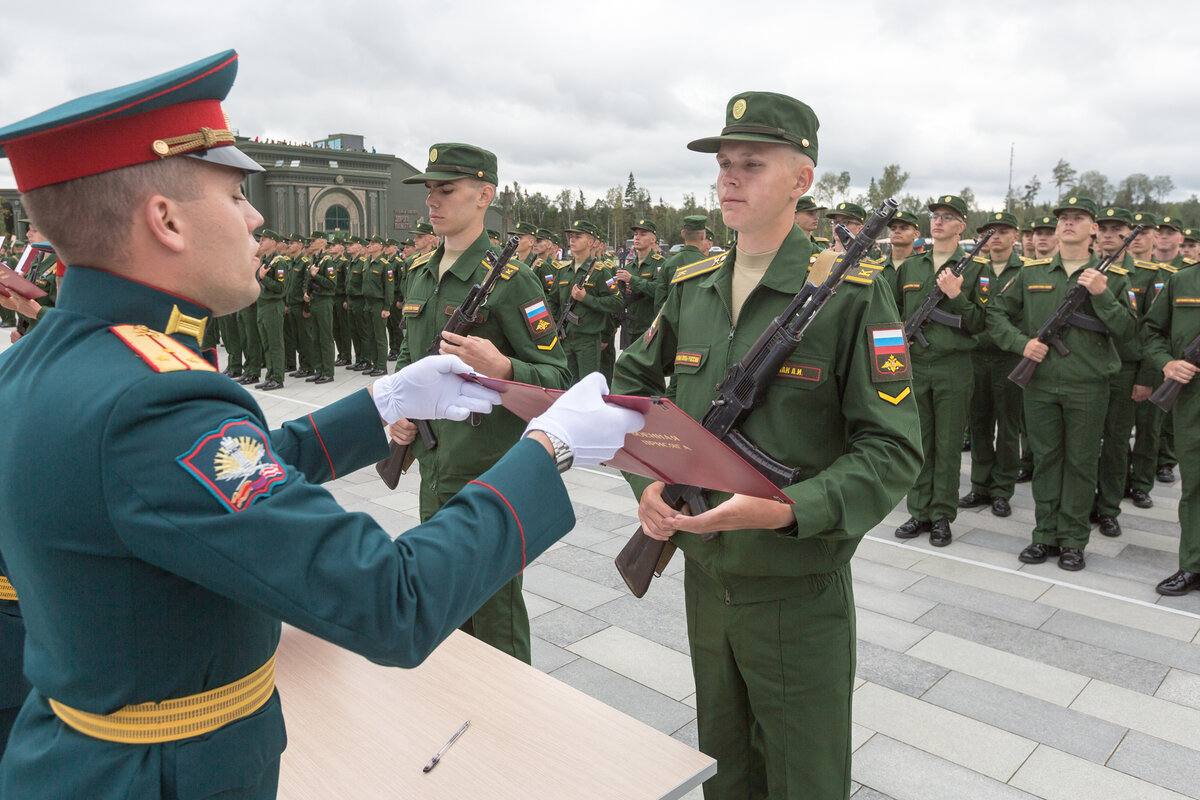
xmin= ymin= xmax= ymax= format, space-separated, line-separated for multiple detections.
xmin=372 ymin=355 xmax=501 ymax=424
xmin=525 ymin=372 xmax=645 ymax=466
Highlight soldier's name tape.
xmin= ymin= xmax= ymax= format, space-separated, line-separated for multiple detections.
xmin=49 ymin=652 xmax=277 ymax=744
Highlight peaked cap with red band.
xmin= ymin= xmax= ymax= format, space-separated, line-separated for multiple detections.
xmin=0 ymin=49 xmax=263 ymax=192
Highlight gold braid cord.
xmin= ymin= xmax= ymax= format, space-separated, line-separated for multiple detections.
xmin=151 ymin=127 xmax=236 ymax=158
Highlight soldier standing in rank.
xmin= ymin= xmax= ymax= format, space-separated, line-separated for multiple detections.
xmin=305 ymin=235 xmax=337 ymax=383
xmin=0 ymin=240 xmax=15 ymax=328
xmin=299 ymin=232 xmax=328 ymax=374
xmin=550 ymin=219 xmax=622 ymax=382
xmin=344 ymin=237 xmax=370 ymax=370
xmin=331 ymin=235 xmax=352 ymax=366
xmin=1029 ymin=214 xmax=1059 ymax=259
xmin=486 ymin=228 xmax=501 ymax=247
xmin=1020 ymin=222 xmax=1036 ymax=258
xmin=1153 ymin=215 xmax=1188 ymax=485
xmin=8 ymin=221 xmax=59 ymax=341
xmin=216 ymin=308 xmax=242 ymax=378
xmin=614 ymin=219 xmax=666 ymax=343
xmin=826 ymin=201 xmax=866 ymax=251
xmin=1142 ymin=258 xmax=1200 ymax=595
xmin=533 ymin=227 xmax=563 ymax=296
xmin=989 ymin=196 xmax=1137 ymax=571
xmin=654 ymin=215 xmax=712 ymax=309
xmin=255 ymin=229 xmax=288 ymax=390
xmin=1090 ymin=207 xmax=1152 ymax=537
xmin=960 ymin=211 xmax=1024 ymax=519
xmin=383 ymin=238 xmax=405 ymax=362
xmin=873 ymin=210 xmax=923 ymax=286
xmin=236 ymin=236 xmax=265 ymax=385
xmin=614 ymin=91 xmax=920 ymax=799
xmin=793 ymin=195 xmax=828 ymax=251
xmin=891 ymin=195 xmax=987 ymax=547
xmin=1181 ymin=228 xmax=1200 ymax=264
xmin=286 ymin=235 xmax=317 ymax=378
xmin=392 ymin=143 xmax=571 ymax=662
xmin=511 ymin=220 xmax=538 ymax=264
xmin=1128 ymin=212 xmax=1167 ymax=507
xmin=361 ymin=235 xmax=394 ymax=376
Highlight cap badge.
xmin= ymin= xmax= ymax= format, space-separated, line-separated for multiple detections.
xmin=995 ymin=213 xmax=1002 ymax=220
xmin=429 ymin=147 xmax=438 ymax=162
xmin=1106 ymin=209 xmax=1114 ymax=216
xmin=732 ymin=98 xmax=747 ymax=120
xmin=943 ymin=196 xmax=952 ymax=202
xmin=1068 ymin=197 xmax=1077 ymax=204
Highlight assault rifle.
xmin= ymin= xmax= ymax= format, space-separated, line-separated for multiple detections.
xmin=301 ymin=259 xmax=318 ymax=318
xmin=614 ymin=199 xmax=900 ymax=598
xmin=555 ymin=259 xmax=600 ymax=342
xmin=1008 ymin=225 xmax=1143 ymax=388
xmin=616 ymin=249 xmax=633 ymax=349
xmin=1149 ymin=331 xmax=1200 ymax=412
xmin=903 ymin=229 xmax=994 ymax=347
xmin=375 ymin=235 xmax=522 ymax=489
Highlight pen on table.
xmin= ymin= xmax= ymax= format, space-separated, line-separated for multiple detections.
xmin=423 ymin=720 xmax=470 ymax=773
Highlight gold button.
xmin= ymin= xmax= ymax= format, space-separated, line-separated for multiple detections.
xmin=152 ymin=140 xmax=171 ymax=157
xmin=801 ymin=138 xmax=809 ymax=147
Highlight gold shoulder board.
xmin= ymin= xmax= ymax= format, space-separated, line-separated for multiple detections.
xmin=670 ymin=253 xmax=725 ymax=284
xmin=111 ymin=325 xmax=217 ymax=373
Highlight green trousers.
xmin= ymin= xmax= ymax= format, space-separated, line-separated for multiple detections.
xmin=218 ymin=313 xmax=243 ymax=371
xmin=563 ymin=333 xmax=603 ymax=384
xmin=907 ymin=352 xmax=973 ymax=522
xmin=968 ymin=350 xmax=1022 ymax=500
xmin=333 ymin=296 xmax=350 ymax=360
xmin=1176 ymin=390 xmax=1200 ymax=571
xmin=346 ymin=296 xmax=366 ymax=363
xmin=387 ymin=304 xmax=404 ymax=356
xmin=418 ymin=483 xmax=531 ymax=663
xmin=364 ymin=302 xmax=388 ymax=370
xmin=309 ymin=296 xmax=335 ymax=377
xmin=1131 ymin=400 xmax=1165 ymax=492
xmin=600 ymin=334 xmax=616 ymax=384
xmin=1026 ymin=381 xmax=1108 ymax=549
xmin=282 ymin=307 xmax=300 ymax=372
xmin=686 ymin=563 xmax=854 ymax=800
xmin=1159 ymin=413 xmax=1177 ymax=471
xmin=1095 ymin=363 xmax=1138 ymax=517
xmin=256 ymin=300 xmax=285 ymax=383
xmin=298 ymin=308 xmax=319 ymax=373
xmin=239 ymin=304 xmax=262 ymax=376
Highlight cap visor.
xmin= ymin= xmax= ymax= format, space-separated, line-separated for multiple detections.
xmin=401 ymin=170 xmax=469 ymax=184
xmin=186 ymin=145 xmax=263 ymax=174
xmin=686 ymin=133 xmax=786 ymax=153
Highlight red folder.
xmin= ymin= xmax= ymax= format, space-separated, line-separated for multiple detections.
xmin=469 ymin=375 xmax=793 ymax=504
xmin=0 ymin=263 xmax=48 ymax=301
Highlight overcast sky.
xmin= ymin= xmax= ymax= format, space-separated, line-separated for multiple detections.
xmin=3 ymin=1 xmax=1198 ymax=214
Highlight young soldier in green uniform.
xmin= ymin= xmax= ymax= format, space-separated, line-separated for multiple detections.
xmin=531 ymin=227 xmax=560 ymax=295
xmin=961 ymin=212 xmax=1025 ymax=518
xmin=891 ymin=195 xmax=987 ymax=546
xmin=1030 ymin=214 xmax=1059 ymax=259
xmin=1153 ymin=215 xmax=1188 ymax=483
xmin=614 ymin=91 xmax=921 ymax=800
xmin=305 ymin=234 xmax=337 ymax=383
xmin=235 ymin=236 xmax=266 ymax=384
xmin=393 ymin=143 xmax=571 ymax=662
xmin=1092 ymin=207 xmax=1152 ymax=536
xmin=1129 ymin=213 xmax=1167 ymax=507
xmin=827 ymin=201 xmax=866 ymax=251
xmin=1143 ymin=263 xmax=1200 ymax=595
xmin=1181 ymin=228 xmax=1200 ymax=263
xmin=551 ymin=219 xmax=622 ymax=382
xmin=361 ymin=235 xmax=395 ymax=376
xmin=382 ymin=238 xmax=405 ymax=361
xmin=874 ymin=210 xmax=923 ymax=287
xmin=254 ymin=230 xmax=288 ymax=390
xmin=614 ymin=218 xmax=666 ymax=342
xmin=989 ymin=196 xmax=1137 ymax=570
xmin=329 ymin=235 xmax=352 ymax=366
xmin=0 ymin=52 xmax=642 ymax=799
xmin=793 ymin=195 xmax=827 ymax=251
xmin=282 ymin=235 xmax=310 ymax=376
xmin=344 ymin=238 xmax=370 ymax=370
xmin=654 ymin=215 xmax=710 ymax=308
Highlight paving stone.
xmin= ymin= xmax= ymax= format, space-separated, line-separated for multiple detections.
xmin=1037 ymin=586 xmax=1199 ymax=642
xmin=1040 ymin=609 xmax=1200 ymax=674
xmin=522 ymin=591 xmax=559 ymax=620
xmin=1156 ymin=668 xmax=1200 ymax=712
xmin=549 ymin=658 xmax=696 ymax=736
xmin=534 ymin=544 xmax=627 ymax=589
xmin=854 ymin=639 xmax=946 ymax=698
xmin=590 ymin=579 xmax=690 ymax=655
xmin=1159 ymin=591 xmax=1200 ymax=616
xmin=1010 ymin=743 xmax=1192 ymax=800
xmin=906 ymin=631 xmax=1088 ymax=707
xmin=956 ymin=526 xmax=1036 ymax=556
xmin=850 ymin=557 xmax=924 ymax=591
xmin=530 ymin=635 xmax=577 ymax=672
xmin=856 ymin=536 xmax=927 ymax=569
xmin=671 ymin=718 xmax=699 ymax=749
xmin=567 ymin=627 xmax=695 ymax=700
xmin=851 ymin=787 xmax=894 ymax=800
xmin=1078 ymin=547 xmax=1183 ymax=585
xmin=582 ymin=534 xmax=626 ymax=559
xmin=922 ymin=671 xmax=1124 ymax=764
xmin=915 ymin=604 xmax=1168 ymax=694
xmin=851 ymin=723 xmax=874 ymax=752
xmin=529 ymin=606 xmax=608 ymax=648
xmin=853 ymin=580 xmax=937 ymax=622
xmin=560 ymin=523 xmax=620 ymax=550
xmin=521 ymin=563 xmax=624 ymax=611
xmin=852 ymin=682 xmax=1035 ymax=781
xmin=908 ymin=555 xmax=1048 ymax=601
xmin=1018 ymin=559 xmax=1164 ymax=604
xmin=855 ymin=608 xmax=931 ymax=652
xmin=904 ymin=575 xmax=1056 ymax=628
xmin=1107 ymin=731 xmax=1200 ymax=800
xmin=574 ymin=508 xmax=641 ymax=533
xmin=1071 ymin=680 xmax=1200 ymax=751
xmin=851 ymin=735 xmax=1038 ymax=800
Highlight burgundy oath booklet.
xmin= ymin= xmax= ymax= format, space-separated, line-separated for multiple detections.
xmin=468 ymin=375 xmax=793 ymax=504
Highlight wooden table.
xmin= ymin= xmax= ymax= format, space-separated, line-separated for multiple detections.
xmin=275 ymin=626 xmax=716 ymax=799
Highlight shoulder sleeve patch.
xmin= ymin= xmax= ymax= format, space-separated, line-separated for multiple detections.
xmin=521 ymin=297 xmax=555 ymax=340
xmin=177 ymin=418 xmax=288 ymax=513
xmin=868 ymin=323 xmax=911 ymax=383
xmin=844 ymin=261 xmax=884 ymax=285
xmin=670 ymin=253 xmax=725 ymax=284
xmin=111 ymin=325 xmax=218 ymax=373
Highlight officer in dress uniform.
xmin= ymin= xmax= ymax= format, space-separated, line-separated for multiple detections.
xmin=989 ymin=196 xmax=1136 ymax=571
xmin=613 ymin=91 xmax=920 ymax=800
xmin=0 ymin=50 xmax=641 ymax=800
xmin=392 ymin=143 xmax=571 ymax=662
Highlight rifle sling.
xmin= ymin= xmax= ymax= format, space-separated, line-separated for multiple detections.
xmin=1064 ymin=311 xmax=1107 ymax=334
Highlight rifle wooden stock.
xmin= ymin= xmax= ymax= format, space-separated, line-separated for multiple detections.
xmin=1149 ymin=379 xmax=1185 ymax=412
xmin=1007 ymin=355 xmax=1040 ymax=389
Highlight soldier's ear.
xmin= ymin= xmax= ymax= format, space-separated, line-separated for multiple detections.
xmin=144 ymin=193 xmax=187 ymax=254
xmin=479 ymin=183 xmax=496 ymax=207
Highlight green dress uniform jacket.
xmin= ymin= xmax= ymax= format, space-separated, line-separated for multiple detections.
xmin=621 ymin=251 xmax=665 ymax=338
xmin=1130 ymin=259 xmax=1173 ymax=493
xmin=0 ymin=266 xmax=575 ymax=800
xmin=1142 ymin=267 xmax=1200 ymax=571
xmin=654 ymin=244 xmax=706 ymax=309
xmin=612 ymin=225 xmax=921 ymax=799
xmin=256 ymin=255 xmax=288 ymax=384
xmin=987 ymin=254 xmax=1137 ymax=549
xmin=549 ymin=256 xmax=622 ymax=381
xmin=362 ymin=256 xmax=397 ymax=369
xmin=397 ymin=232 xmax=570 ymax=661
xmin=890 ymin=247 xmax=988 ymax=523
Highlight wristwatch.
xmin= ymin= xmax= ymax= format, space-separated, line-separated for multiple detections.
xmin=540 ymin=431 xmax=574 ymax=473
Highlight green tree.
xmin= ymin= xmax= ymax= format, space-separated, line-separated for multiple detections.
xmin=1051 ymin=159 xmax=1077 ymax=202
xmin=812 ymin=170 xmax=851 ymax=207
xmin=1071 ymin=170 xmax=1114 ymax=205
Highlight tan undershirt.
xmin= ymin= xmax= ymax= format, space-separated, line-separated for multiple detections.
xmin=1061 ymin=257 xmax=1090 ymax=276
xmin=931 ymin=251 xmax=955 ymax=271
xmin=731 ymin=247 xmax=778 ymax=324
xmin=439 ymin=248 xmax=466 ymax=281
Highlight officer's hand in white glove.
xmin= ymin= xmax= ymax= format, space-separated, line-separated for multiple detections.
xmin=524 ymin=372 xmax=645 ymax=467
xmin=371 ymin=354 xmax=501 ymax=424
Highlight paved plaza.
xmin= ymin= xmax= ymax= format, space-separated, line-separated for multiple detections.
xmin=13 ymin=326 xmax=1197 ymax=799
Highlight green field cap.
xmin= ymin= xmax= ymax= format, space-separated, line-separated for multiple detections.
xmin=829 ymin=201 xmax=866 ymax=223
xmin=631 ymin=218 xmax=657 ymax=234
xmin=1159 ymin=215 xmax=1186 ymax=233
xmin=976 ymin=211 xmax=1019 ymax=232
xmin=1183 ymin=228 xmax=1199 ymax=242
xmin=411 ymin=221 xmax=435 ymax=236
xmin=928 ymin=194 xmax=969 ymax=219
xmin=1029 ymin=214 xmax=1057 ymax=231
xmin=258 ymin=228 xmax=280 ymax=241
xmin=383 ymin=238 xmax=399 ymax=247
xmin=565 ymin=219 xmax=603 ymax=237
xmin=795 ymin=195 xmax=825 ymax=212
xmin=513 ymin=221 xmax=537 ymax=236
xmin=1053 ymin=195 xmax=1098 ymax=219
xmin=889 ymin=211 xmax=922 ymax=229
xmin=402 ymin=142 xmax=498 ymax=185
xmin=1132 ymin=211 xmax=1159 ymax=228
xmin=486 ymin=228 xmax=500 ymax=240
xmin=682 ymin=214 xmax=707 ymax=231
xmin=687 ymin=91 xmax=819 ymax=165
xmin=1099 ymin=206 xmax=1134 ymax=225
